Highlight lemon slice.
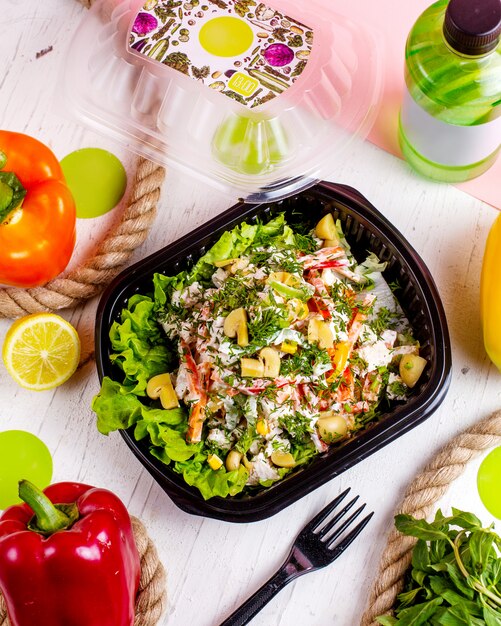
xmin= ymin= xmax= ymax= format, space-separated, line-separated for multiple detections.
xmin=2 ymin=313 xmax=81 ymax=391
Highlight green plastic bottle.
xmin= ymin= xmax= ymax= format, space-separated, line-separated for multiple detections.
xmin=399 ymin=0 xmax=501 ymax=182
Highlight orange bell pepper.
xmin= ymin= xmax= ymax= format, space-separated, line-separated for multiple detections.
xmin=0 ymin=131 xmax=76 ymax=288
xmin=481 ymin=212 xmax=501 ymax=372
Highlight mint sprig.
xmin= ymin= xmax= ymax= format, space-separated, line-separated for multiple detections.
xmin=377 ymin=509 xmax=501 ymax=625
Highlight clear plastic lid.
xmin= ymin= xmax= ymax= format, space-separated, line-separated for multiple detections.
xmin=62 ymin=0 xmax=383 ymax=201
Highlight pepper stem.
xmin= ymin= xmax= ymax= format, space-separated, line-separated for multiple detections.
xmin=18 ymin=480 xmax=78 ymax=535
xmin=0 ymin=169 xmax=26 ymax=223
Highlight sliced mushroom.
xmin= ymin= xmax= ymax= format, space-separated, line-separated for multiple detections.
xmin=259 ymin=347 xmax=281 ymax=378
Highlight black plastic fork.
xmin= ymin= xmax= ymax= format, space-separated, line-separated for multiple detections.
xmin=220 ymin=488 xmax=373 ymax=626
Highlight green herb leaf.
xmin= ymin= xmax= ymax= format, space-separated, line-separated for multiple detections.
xmin=444 ymin=563 xmax=475 ymax=600
xmin=395 ymin=515 xmax=452 ymax=543
xmin=412 ymin=539 xmax=431 ymax=571
xmin=483 ymin=605 xmax=501 ymax=626
xmin=428 ymin=576 xmax=480 ymax=614
xmin=379 ymin=510 xmax=501 ymax=625
xmin=436 ymin=604 xmax=484 ymax=625
xmin=468 ymin=529 xmax=495 ymax=574
xmin=394 ymin=597 xmax=442 ymax=625
xmin=376 ymin=617 xmax=398 ymax=626
xmin=398 ymin=587 xmax=424 ymax=608
xmin=448 ymin=509 xmax=483 ymax=530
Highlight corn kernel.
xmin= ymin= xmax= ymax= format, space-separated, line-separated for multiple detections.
xmin=207 ymin=454 xmax=223 ymax=470
xmin=256 ymin=419 xmax=269 ymax=436
xmin=281 ymin=340 xmax=298 ymax=355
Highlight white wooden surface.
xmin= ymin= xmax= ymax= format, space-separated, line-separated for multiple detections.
xmin=1 ymin=2 xmax=500 ymax=625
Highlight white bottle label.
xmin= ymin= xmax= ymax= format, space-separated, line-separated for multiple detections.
xmin=401 ymin=88 xmax=501 ymax=167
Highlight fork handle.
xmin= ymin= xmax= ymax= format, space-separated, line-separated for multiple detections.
xmin=219 ymin=565 xmax=297 ymax=626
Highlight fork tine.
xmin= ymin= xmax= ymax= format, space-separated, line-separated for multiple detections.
xmin=323 ymin=503 xmax=366 ymax=545
xmin=328 ymin=511 xmax=374 ymax=552
xmin=302 ymin=488 xmax=351 ymax=534
xmin=316 ymin=495 xmax=360 ymax=539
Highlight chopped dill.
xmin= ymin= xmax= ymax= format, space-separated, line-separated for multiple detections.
xmin=388 ymin=279 xmax=402 ymax=293
xmin=210 ymin=276 xmax=260 ymax=314
xmin=279 ymin=411 xmax=314 ymax=441
xmin=280 ymin=343 xmax=330 ymax=378
xmin=247 ymin=307 xmax=286 ymax=344
xmin=294 ymin=232 xmax=318 ymax=254
xmin=370 ymin=306 xmax=398 ymax=335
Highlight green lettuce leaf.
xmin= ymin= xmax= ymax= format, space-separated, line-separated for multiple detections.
xmin=153 ymin=272 xmax=186 ymax=309
xmin=92 ymin=377 xmax=144 ymax=435
xmin=185 ymin=214 xmax=296 ymax=285
xmin=92 ymin=377 xmax=185 ymax=436
xmin=109 ymin=294 xmax=172 ymax=394
xmin=176 ymin=453 xmax=249 ymax=500
xmin=188 ymin=222 xmax=259 ymax=283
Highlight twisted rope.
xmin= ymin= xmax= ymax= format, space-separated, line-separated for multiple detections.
xmin=361 ymin=410 xmax=501 ymax=626
xmin=0 ymin=159 xmax=165 ymax=318
xmin=0 ymin=515 xmax=167 ymax=626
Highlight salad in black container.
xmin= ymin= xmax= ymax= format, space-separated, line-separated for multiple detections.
xmin=93 ymin=182 xmax=451 ymax=522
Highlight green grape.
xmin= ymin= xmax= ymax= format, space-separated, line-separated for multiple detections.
xmin=0 ymin=431 xmax=53 ymax=510
xmin=477 ymin=446 xmax=501 ymax=520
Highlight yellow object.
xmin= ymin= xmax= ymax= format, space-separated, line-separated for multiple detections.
xmin=315 ymin=213 xmax=337 ymax=240
xmin=256 ymin=418 xmax=269 ymax=436
xmin=399 ymin=354 xmax=427 ymax=388
xmin=268 ymin=271 xmax=288 ymax=284
xmin=241 ymin=358 xmax=265 ymax=378
xmin=207 ymin=453 xmax=224 ymax=470
xmin=317 ymin=412 xmax=348 ymax=443
xmin=286 ymin=298 xmax=309 ymax=321
xmin=199 ymin=17 xmax=254 ymax=58
xmin=259 ymin=347 xmax=281 ymax=378
xmin=271 ymin=450 xmax=296 ymax=468
xmin=225 ymin=449 xmax=243 ymax=471
xmin=322 ymin=238 xmax=340 ymax=249
xmin=228 ymin=72 xmax=260 ymax=97
xmin=2 ymin=313 xmax=80 ymax=391
xmin=308 ymin=318 xmax=334 ymax=349
xmin=280 ymin=340 xmax=298 ymax=355
xmin=214 ymin=258 xmax=239 ymax=267
xmin=236 ymin=323 xmax=249 ymax=347
xmin=481 ymin=212 xmax=501 ymax=372
xmin=159 ymin=379 xmax=180 ymax=409
xmin=146 ymin=373 xmax=173 ymax=399
xmin=147 ymin=372 xmax=179 ymax=408
xmin=224 ymin=308 xmax=249 ymax=347
xmin=242 ymin=455 xmax=253 ymax=471
xmin=330 ymin=341 xmax=351 ymax=378
xmin=267 ymin=272 xmax=301 ymax=288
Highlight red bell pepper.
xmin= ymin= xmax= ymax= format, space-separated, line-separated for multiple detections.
xmin=304 ymin=260 xmax=346 ymax=271
xmin=0 ymin=480 xmax=140 ymax=626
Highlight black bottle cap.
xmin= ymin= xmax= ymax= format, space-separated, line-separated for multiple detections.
xmin=444 ymin=0 xmax=501 ymax=55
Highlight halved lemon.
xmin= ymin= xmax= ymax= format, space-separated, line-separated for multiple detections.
xmin=2 ymin=313 xmax=81 ymax=391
